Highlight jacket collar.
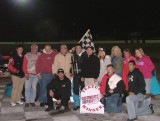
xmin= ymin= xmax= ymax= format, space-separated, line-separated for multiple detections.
xmin=106 ymin=73 xmax=114 ymax=78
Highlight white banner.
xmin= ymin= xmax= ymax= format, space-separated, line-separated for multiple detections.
xmin=80 ymin=85 xmax=104 ymax=114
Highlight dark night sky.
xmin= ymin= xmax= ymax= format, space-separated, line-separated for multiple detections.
xmin=1 ymin=0 xmax=160 ymax=41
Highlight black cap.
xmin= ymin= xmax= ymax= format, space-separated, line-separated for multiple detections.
xmin=57 ymin=69 xmax=64 ymax=74
xmin=60 ymin=45 xmax=67 ymax=49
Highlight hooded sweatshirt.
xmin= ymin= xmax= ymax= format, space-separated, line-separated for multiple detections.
xmin=136 ymin=56 xmax=155 ymax=79
xmin=36 ymin=50 xmax=58 ymax=74
xmin=128 ymin=68 xmax=146 ymax=95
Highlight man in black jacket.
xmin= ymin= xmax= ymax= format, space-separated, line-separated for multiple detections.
xmin=126 ymin=61 xmax=153 ymax=121
xmin=45 ymin=69 xmax=71 ymax=111
xmin=81 ymin=46 xmax=100 ymax=86
xmin=72 ymin=44 xmax=85 ymax=111
xmin=8 ymin=45 xmax=25 ymax=106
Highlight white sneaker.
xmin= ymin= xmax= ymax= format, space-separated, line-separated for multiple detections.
xmin=60 ymin=106 xmax=65 ymax=111
xmin=11 ymin=102 xmax=16 ymax=107
xmin=16 ymin=101 xmax=23 ymax=105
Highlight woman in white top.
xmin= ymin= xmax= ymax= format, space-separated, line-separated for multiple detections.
xmin=97 ymin=48 xmax=111 ymax=83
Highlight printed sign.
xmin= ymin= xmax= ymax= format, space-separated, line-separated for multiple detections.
xmin=80 ymin=85 xmax=104 ymax=114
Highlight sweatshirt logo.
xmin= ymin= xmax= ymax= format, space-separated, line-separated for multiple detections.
xmin=62 ymin=85 xmax=66 ymax=87
xmin=129 ymin=75 xmax=134 ymax=82
xmin=137 ymin=61 xmax=144 ymax=66
xmin=47 ymin=57 xmax=51 ymax=60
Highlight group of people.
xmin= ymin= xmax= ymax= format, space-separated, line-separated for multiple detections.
xmin=8 ymin=43 xmax=155 ymax=121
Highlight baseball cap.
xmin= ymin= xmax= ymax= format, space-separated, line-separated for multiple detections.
xmin=57 ymin=69 xmax=64 ymax=74
xmin=60 ymin=45 xmax=67 ymax=49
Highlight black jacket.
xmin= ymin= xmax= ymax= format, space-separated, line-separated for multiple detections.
xmin=71 ymin=52 xmax=86 ymax=75
xmin=106 ymin=76 xmax=125 ymax=97
xmin=47 ymin=75 xmax=71 ymax=99
xmin=128 ymin=68 xmax=146 ymax=95
xmin=81 ymin=53 xmax=100 ymax=79
xmin=10 ymin=54 xmax=25 ymax=78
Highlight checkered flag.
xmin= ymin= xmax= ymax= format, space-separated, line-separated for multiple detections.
xmin=78 ymin=29 xmax=95 ymax=52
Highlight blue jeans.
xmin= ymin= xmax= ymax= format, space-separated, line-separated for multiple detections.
xmin=25 ymin=75 xmax=38 ymax=103
xmin=126 ymin=93 xmax=152 ymax=120
xmin=105 ymin=94 xmax=124 ymax=114
xmin=73 ymin=94 xmax=80 ymax=107
xmin=39 ymin=73 xmax=53 ymax=103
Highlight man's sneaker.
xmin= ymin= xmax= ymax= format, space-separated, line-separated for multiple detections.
xmin=45 ymin=107 xmax=54 ymax=112
xmin=73 ymin=106 xmax=80 ymax=111
xmin=11 ymin=102 xmax=16 ymax=107
xmin=16 ymin=101 xmax=23 ymax=105
xmin=124 ymin=103 xmax=127 ymax=113
xmin=40 ymin=103 xmax=44 ymax=107
xmin=56 ymin=104 xmax=61 ymax=110
xmin=30 ymin=103 xmax=35 ymax=107
xmin=25 ymin=103 xmax=29 ymax=107
xmin=109 ymin=112 xmax=116 ymax=118
xmin=149 ymin=104 xmax=154 ymax=114
xmin=60 ymin=105 xmax=65 ymax=111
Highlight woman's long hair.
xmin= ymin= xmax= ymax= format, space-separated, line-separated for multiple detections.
xmin=111 ymin=46 xmax=122 ymax=58
xmin=98 ymin=50 xmax=106 ymax=61
xmin=135 ymin=48 xmax=145 ymax=59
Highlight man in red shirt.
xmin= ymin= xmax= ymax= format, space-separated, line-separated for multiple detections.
xmin=36 ymin=45 xmax=57 ymax=107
